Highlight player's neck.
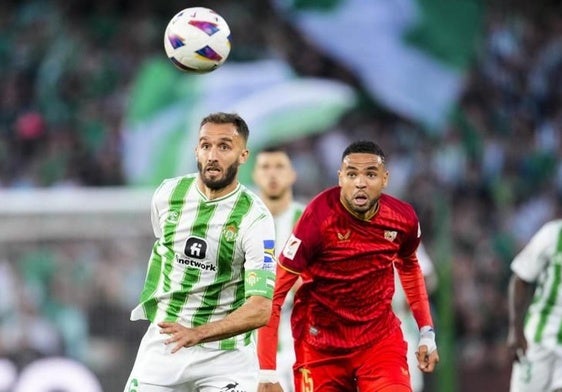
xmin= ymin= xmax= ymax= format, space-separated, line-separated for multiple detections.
xmin=340 ymin=198 xmax=380 ymax=221
xmin=262 ymin=191 xmax=293 ymax=217
xmin=197 ymin=178 xmax=239 ymax=200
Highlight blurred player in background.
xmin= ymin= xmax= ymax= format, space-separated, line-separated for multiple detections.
xmin=258 ymin=140 xmax=439 ymax=392
xmin=252 ymin=147 xmax=305 ymax=391
xmin=507 ymin=219 xmax=562 ymax=392
xmin=124 ymin=112 xmax=276 ymax=392
xmin=393 ymin=243 xmax=438 ymax=392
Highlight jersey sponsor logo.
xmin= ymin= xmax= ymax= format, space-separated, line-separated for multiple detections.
xmin=175 ymin=254 xmax=217 ymax=271
xmin=184 ymin=236 xmax=207 ymax=259
xmin=337 ymin=230 xmax=351 ymax=241
xmin=282 ymin=234 xmax=301 ymax=260
xmin=384 ymin=230 xmax=397 ymax=242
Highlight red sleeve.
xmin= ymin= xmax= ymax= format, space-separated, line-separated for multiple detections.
xmin=257 ymin=264 xmax=299 ymax=370
xmin=395 ymin=218 xmax=433 ymax=328
xmin=278 ymin=205 xmax=322 ymax=273
xmin=396 ymin=254 xmax=433 ymax=328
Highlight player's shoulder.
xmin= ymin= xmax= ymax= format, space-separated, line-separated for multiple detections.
xmin=152 ymin=173 xmax=196 ymax=197
xmin=532 ymin=219 xmax=562 ymax=241
xmin=293 ymin=188 xmax=338 ymax=231
xmin=239 ymin=184 xmax=274 ymax=216
xmin=380 ymin=193 xmax=417 ymax=219
xmin=291 ymin=200 xmax=307 ymax=214
xmin=538 ymin=219 xmax=562 ymax=231
xmin=307 ymin=186 xmax=339 ymax=208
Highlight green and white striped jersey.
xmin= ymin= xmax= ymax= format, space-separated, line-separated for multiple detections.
xmin=511 ymin=219 xmax=562 ymax=350
xmin=131 ymin=174 xmax=276 ymax=350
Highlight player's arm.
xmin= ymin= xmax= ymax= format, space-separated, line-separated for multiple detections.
xmin=150 ymin=179 xmax=170 ymax=238
xmin=159 ymin=295 xmax=272 ymax=353
xmin=396 ymin=254 xmax=432 ymax=329
xmin=257 ymin=264 xmax=300 ymax=389
xmin=506 ymin=221 xmax=552 ymax=363
xmin=506 ymin=273 xmax=535 ymax=363
xmin=395 ymin=220 xmax=438 ymax=372
xmin=396 ymin=253 xmax=439 ymax=372
xmin=159 ymin=285 xmax=274 ymax=354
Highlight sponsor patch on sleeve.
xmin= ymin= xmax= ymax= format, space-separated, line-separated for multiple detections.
xmin=282 ymin=234 xmax=301 ymax=260
xmin=263 ymin=239 xmax=276 ymax=271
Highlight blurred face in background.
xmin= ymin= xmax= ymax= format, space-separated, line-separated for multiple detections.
xmin=253 ymin=151 xmax=297 ymax=201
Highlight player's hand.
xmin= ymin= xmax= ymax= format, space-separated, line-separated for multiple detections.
xmin=158 ymin=322 xmax=202 ymax=353
xmin=416 ymin=346 xmax=439 ymax=372
xmin=257 ymin=382 xmax=284 ymax=392
xmin=258 ymin=370 xmax=284 ymax=391
xmin=416 ymin=326 xmax=439 ymax=373
xmin=506 ymin=327 xmax=527 ymax=364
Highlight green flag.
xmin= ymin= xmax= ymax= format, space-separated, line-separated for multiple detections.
xmin=122 ymin=59 xmax=357 ymax=186
xmin=277 ymin=0 xmax=483 ymax=131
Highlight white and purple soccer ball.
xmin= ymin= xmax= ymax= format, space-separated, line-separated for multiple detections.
xmin=164 ymin=7 xmax=231 ymax=73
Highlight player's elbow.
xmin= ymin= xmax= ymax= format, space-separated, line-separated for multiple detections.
xmin=249 ymin=296 xmax=273 ymax=327
xmin=256 ymin=302 xmax=273 ymax=327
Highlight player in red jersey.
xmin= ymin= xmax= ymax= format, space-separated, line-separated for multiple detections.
xmin=257 ymin=140 xmax=439 ymax=392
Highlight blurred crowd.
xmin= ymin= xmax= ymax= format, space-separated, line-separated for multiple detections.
xmin=0 ymin=238 xmax=151 ymax=391
xmin=1 ymin=0 xmax=562 ymax=390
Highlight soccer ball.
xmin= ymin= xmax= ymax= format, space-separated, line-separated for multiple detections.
xmin=164 ymin=7 xmax=231 ymax=73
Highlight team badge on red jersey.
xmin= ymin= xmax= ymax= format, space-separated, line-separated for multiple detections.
xmin=384 ymin=230 xmax=397 ymax=242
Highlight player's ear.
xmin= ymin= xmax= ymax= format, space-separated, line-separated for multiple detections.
xmin=382 ymin=169 xmax=389 ymax=188
xmin=239 ymin=149 xmax=249 ymax=165
xmin=289 ymin=166 xmax=297 ymax=184
xmin=337 ymin=170 xmax=342 ymax=187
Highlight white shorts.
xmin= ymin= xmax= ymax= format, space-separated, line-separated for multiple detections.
xmin=510 ymin=343 xmax=562 ymax=392
xmin=124 ymin=323 xmax=258 ymax=392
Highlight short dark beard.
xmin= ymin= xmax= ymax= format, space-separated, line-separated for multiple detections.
xmin=197 ymin=161 xmax=239 ymax=191
xmin=266 ymin=194 xmax=283 ymax=201
xmin=263 ymin=188 xmax=287 ymax=202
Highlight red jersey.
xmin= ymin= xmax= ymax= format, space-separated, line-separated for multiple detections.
xmin=279 ymin=186 xmax=427 ymax=352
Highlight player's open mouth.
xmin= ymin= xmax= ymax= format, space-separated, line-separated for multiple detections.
xmin=354 ymin=195 xmax=368 ymax=206
xmin=206 ymin=167 xmax=221 ymax=174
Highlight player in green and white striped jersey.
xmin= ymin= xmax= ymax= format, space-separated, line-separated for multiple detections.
xmin=252 ymin=148 xmax=305 ymax=391
xmin=125 ymin=113 xmax=276 ymax=392
xmin=507 ymin=219 xmax=562 ymax=392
